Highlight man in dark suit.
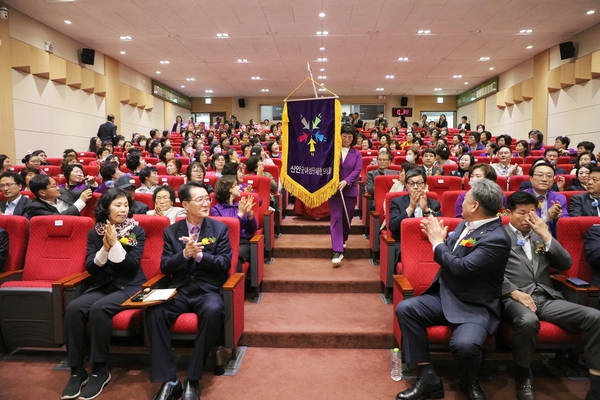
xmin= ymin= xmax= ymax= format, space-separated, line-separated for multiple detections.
xmin=0 ymin=171 xmax=31 ymax=217
xmin=97 ymin=114 xmax=117 ymax=145
xmin=0 ymin=227 xmax=8 ymax=272
xmin=522 ymin=162 xmax=568 ymax=238
xmin=421 ymin=148 xmax=443 ymax=176
xmin=25 ymin=174 xmax=92 ymax=218
xmin=543 ymin=148 xmax=567 ymax=174
xmin=395 ymin=179 xmax=511 ymax=400
xmin=457 ymin=116 xmax=471 ymax=131
xmin=502 ymin=192 xmax=600 ymax=400
xmin=388 ymin=168 xmax=441 ymax=263
xmin=569 ymin=166 xmax=600 ymax=217
xmin=113 ymin=175 xmax=150 ymax=214
xmin=148 ymin=182 xmax=232 ymax=400
xmin=585 ymin=225 xmax=600 ymax=290
xmin=352 ymin=112 xmax=363 ymax=129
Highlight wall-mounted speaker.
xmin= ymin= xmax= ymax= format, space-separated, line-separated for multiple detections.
xmin=400 ymin=97 xmax=408 ymax=107
xmin=238 ymin=98 xmax=246 ymax=108
xmin=559 ymin=41 xmax=575 ymax=60
xmin=81 ymin=48 xmax=95 ymax=65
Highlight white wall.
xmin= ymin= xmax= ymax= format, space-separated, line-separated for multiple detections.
xmin=12 ymin=69 xmax=106 ymax=159
xmin=485 ymin=94 xmax=533 ymax=140
xmin=547 ymin=79 xmax=600 ymax=146
xmin=120 ymin=99 xmax=164 ymax=141
xmin=456 ymin=102 xmax=479 ymax=127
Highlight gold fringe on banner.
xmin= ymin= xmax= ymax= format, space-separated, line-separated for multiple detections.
xmin=281 ymin=98 xmax=342 ymax=208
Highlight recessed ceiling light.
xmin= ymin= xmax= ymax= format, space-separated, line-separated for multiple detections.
xmin=64 ymin=20 xmax=71 ymax=24
xmin=434 ymin=88 xmax=442 ymax=91
xmin=160 ymin=60 xmax=170 ymax=64
xmin=318 ymin=88 xmax=327 ymax=92
xmin=237 ymin=59 xmax=248 ymax=63
xmin=319 ymin=12 xmax=326 ymax=17
xmin=320 ymin=68 xmax=325 ymax=71
xmin=587 ymin=10 xmax=595 ymax=15
xmin=519 ymin=29 xmax=533 ymax=33
xmin=479 ymin=57 xmax=490 ymax=61
xmin=156 ymin=71 xmax=161 ymax=74
xmin=181 ymin=85 xmax=185 ymax=88
xmin=120 ymin=36 xmax=132 ymax=41
xmin=376 ymin=88 xmax=384 ymax=91
xmin=453 ymin=75 xmax=462 ymax=78
xmin=417 ymin=30 xmax=431 ymax=34
xmin=464 ymin=82 xmax=469 ymax=85
xmin=385 ymin=75 xmax=394 ymax=79
xmin=398 ymin=57 xmax=409 ymax=61
xmin=320 ymin=47 xmax=325 ymax=51
xmin=205 ymin=90 xmax=213 ymax=93
xmin=216 ymin=33 xmax=229 ymax=37
xmin=261 ymin=89 xmax=269 ymax=92
xmin=120 ymin=51 xmax=126 ymax=55
xmin=251 ymin=76 xmax=260 ymax=80
xmin=526 ymin=45 xmax=533 ymax=49
xmin=316 ymin=31 xmax=328 ymax=35
xmin=318 ymin=76 xmax=327 ymax=79
xmin=317 ymin=58 xmax=327 ymax=62
xmin=489 ymin=67 xmax=495 ymax=70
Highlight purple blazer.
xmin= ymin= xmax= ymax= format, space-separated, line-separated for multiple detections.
xmin=333 ymin=148 xmax=362 ymax=198
xmin=523 ymin=188 xmax=568 ymax=236
xmin=209 ymin=202 xmax=257 ymax=240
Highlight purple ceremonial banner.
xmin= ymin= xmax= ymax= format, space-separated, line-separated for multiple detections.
xmin=284 ymin=98 xmax=337 ymax=193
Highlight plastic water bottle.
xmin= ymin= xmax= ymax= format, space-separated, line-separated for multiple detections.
xmin=391 ymin=348 xmax=402 ymax=381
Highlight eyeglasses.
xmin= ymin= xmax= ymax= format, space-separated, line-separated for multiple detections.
xmin=155 ymin=196 xmax=171 ymax=202
xmin=406 ymin=181 xmax=425 ymax=187
xmin=188 ymin=197 xmax=211 ymax=204
xmin=0 ymin=183 xmax=18 ymax=189
xmin=45 ymin=183 xmax=59 ymax=189
xmin=532 ymin=173 xmax=554 ymax=180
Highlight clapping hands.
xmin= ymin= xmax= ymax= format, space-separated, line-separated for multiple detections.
xmin=238 ymin=196 xmax=255 ymax=219
xmin=103 ymin=220 xmax=118 ymax=251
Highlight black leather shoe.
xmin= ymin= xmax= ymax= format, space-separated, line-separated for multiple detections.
xmin=182 ymin=378 xmax=200 ymax=400
xmin=153 ymin=380 xmax=183 ymax=400
xmin=396 ymin=377 xmax=444 ymax=400
xmin=460 ymin=380 xmax=487 ymax=400
xmin=516 ymin=377 xmax=536 ymax=400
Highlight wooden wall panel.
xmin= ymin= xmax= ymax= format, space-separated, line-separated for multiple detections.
xmin=66 ymin=61 xmax=81 ymax=88
xmin=504 ymin=86 xmax=514 ymax=106
xmin=94 ymin=72 xmax=106 ymax=96
xmin=559 ymin=62 xmax=575 ymax=88
xmin=10 ymin=38 xmax=30 ymax=73
xmin=145 ymin=95 xmax=154 ymax=111
xmin=547 ymin=67 xmax=561 ymax=92
xmin=119 ymin=82 xmax=130 ymax=104
xmin=496 ymin=90 xmax=506 ymax=109
xmin=575 ymin=54 xmax=592 ymax=83
xmin=49 ymin=54 xmax=66 ymax=84
xmin=30 ymin=46 xmax=50 ymax=79
xmin=521 ymin=79 xmax=534 ymax=100
xmin=592 ymin=50 xmax=600 ymax=79
xmin=81 ymin=67 xmax=95 ymax=92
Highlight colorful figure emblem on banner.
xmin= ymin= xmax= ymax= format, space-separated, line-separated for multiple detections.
xmin=297 ymin=113 xmax=327 ymax=156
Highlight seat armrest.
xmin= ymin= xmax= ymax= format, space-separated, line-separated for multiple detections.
xmin=0 ymin=270 xmax=23 ymax=284
xmin=394 ymin=275 xmax=414 ymax=294
xmin=551 ymin=275 xmax=595 ymax=306
xmin=223 ymin=273 xmax=245 ymax=291
xmin=250 ymin=234 xmax=265 ymax=290
xmin=61 ymin=272 xmax=91 ymax=289
xmin=381 ymin=234 xmax=395 ymax=246
xmin=142 ymin=273 xmax=168 ymax=289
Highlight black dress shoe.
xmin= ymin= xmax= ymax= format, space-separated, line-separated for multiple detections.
xmin=516 ymin=377 xmax=536 ymax=400
xmin=460 ymin=380 xmax=487 ymax=400
xmin=182 ymin=378 xmax=200 ymax=400
xmin=153 ymin=380 xmax=183 ymax=400
xmin=396 ymin=377 xmax=444 ymax=400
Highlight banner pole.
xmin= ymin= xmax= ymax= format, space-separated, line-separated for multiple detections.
xmin=307 ymin=62 xmax=319 ymax=99
xmin=339 ymin=190 xmax=352 ymax=228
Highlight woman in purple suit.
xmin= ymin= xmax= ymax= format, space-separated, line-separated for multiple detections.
xmin=329 ymin=124 xmax=362 ymax=266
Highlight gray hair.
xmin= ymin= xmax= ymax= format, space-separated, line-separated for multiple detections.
xmin=469 ymin=179 xmax=503 ymax=216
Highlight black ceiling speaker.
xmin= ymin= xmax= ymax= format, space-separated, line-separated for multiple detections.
xmin=400 ymin=97 xmax=408 ymax=107
xmin=238 ymin=98 xmax=246 ymax=108
xmin=81 ymin=48 xmax=95 ymax=65
xmin=559 ymin=41 xmax=575 ymax=60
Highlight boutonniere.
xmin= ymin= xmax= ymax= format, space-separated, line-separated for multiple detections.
xmin=200 ymin=236 xmax=216 ymax=245
xmin=448 ymin=232 xmax=455 ymax=239
xmin=534 ymin=241 xmax=545 ymax=255
xmin=592 ymin=199 xmax=599 ymax=207
xmin=119 ymin=233 xmax=137 ymax=247
xmin=517 ymin=239 xmax=525 ymax=247
xmin=497 ymin=207 xmax=509 ymax=216
xmin=460 ymin=238 xmax=477 ymax=248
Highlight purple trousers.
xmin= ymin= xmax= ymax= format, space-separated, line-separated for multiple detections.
xmin=328 ymin=195 xmax=356 ymax=253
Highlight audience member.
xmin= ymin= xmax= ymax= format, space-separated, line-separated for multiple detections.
xmin=147 ymin=182 xmax=232 ymax=400
xmin=157 ymin=146 xmax=175 ymax=167
xmin=26 ymin=174 xmax=92 ymax=217
xmin=88 ymin=137 xmax=102 ymax=153
xmin=0 ymin=154 xmax=12 ymax=173
xmin=366 ymin=151 xmax=392 ymax=195
xmin=529 ymin=130 xmax=545 ymax=150
xmin=454 ymin=164 xmax=499 ymax=217
xmin=570 ymin=151 xmax=596 ymax=174
xmin=245 ymin=155 xmax=278 ymax=209
xmin=514 ymin=140 xmax=531 ymax=158
xmin=585 ymin=225 xmax=600 ymax=289
xmin=492 ymin=145 xmax=523 ymax=178
xmin=96 ymin=161 xmax=122 ymax=194
xmin=554 ymin=136 xmax=577 ymax=156
xmin=521 ymin=162 xmax=568 ymax=237
xmin=421 ymin=149 xmax=442 ymax=176
xmin=136 ymin=166 xmax=159 ymax=194
xmin=395 ymin=179 xmax=510 ymax=400
xmin=61 ymin=164 xmax=98 ymax=191
xmin=467 ymin=132 xmax=485 ymax=152
xmin=61 ymin=189 xmax=145 ymax=400
xmin=21 ymin=153 xmax=42 ymax=172
xmin=97 ymin=114 xmax=117 ymax=145
xmin=496 ymin=134 xmax=512 ymax=147
xmin=568 ymin=166 xmax=600 ymax=216
xmin=112 ymin=175 xmax=149 ymax=215
xmin=0 ymin=172 xmax=31 ymax=217
xmin=147 ymin=185 xmax=186 ymax=224
xmin=388 ymin=168 xmax=441 ymax=263
xmin=457 ymin=116 xmax=470 ymax=130
xmin=567 ymin=164 xmax=593 ymax=192
xmin=502 ymin=191 xmax=600 ymax=400
xmin=165 ymin=159 xmax=183 ymax=177
xmin=434 ymin=145 xmax=455 ymax=168
xmin=543 ymin=148 xmax=567 ymax=174
xmin=19 ymin=167 xmax=40 ymax=191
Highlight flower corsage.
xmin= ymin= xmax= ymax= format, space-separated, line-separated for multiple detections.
xmin=119 ymin=233 xmax=137 ymax=247
xmin=200 ymin=237 xmax=217 ymax=245
xmin=534 ymin=241 xmax=546 ymax=255
xmin=460 ymin=238 xmax=477 ymax=248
